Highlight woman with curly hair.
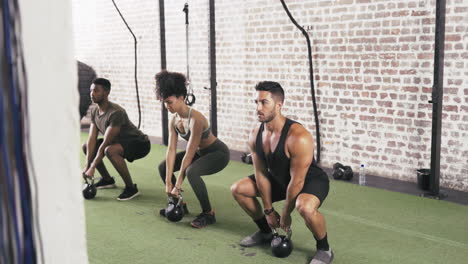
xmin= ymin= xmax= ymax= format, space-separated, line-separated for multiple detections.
xmin=155 ymin=70 xmax=230 ymax=228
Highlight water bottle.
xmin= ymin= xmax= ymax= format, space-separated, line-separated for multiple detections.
xmin=359 ymin=164 xmax=366 ymax=186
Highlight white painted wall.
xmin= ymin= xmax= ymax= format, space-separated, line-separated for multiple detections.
xmin=19 ymin=0 xmax=88 ymax=263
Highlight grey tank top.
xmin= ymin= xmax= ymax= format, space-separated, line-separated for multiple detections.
xmin=174 ymin=107 xmax=211 ymax=141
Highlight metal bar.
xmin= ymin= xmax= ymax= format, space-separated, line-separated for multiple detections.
xmin=159 ymin=0 xmax=169 ymax=145
xmin=209 ymin=0 xmax=217 ymax=136
xmin=429 ymin=0 xmax=446 ymax=196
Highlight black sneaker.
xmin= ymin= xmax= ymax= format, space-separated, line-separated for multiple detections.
xmin=159 ymin=202 xmax=189 ymax=217
xmin=117 ymin=184 xmax=139 ymax=201
xmin=190 ymin=210 xmax=216 ymax=228
xmin=95 ymin=177 xmax=116 ymax=189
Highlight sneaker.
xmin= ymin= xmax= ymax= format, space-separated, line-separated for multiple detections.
xmin=117 ymin=184 xmax=139 ymax=201
xmin=95 ymin=177 xmax=116 ymax=189
xmin=239 ymin=230 xmax=273 ymax=247
xmin=190 ymin=210 xmax=216 ymax=228
xmin=159 ymin=202 xmax=189 ymax=217
xmin=310 ymin=249 xmax=334 ymax=264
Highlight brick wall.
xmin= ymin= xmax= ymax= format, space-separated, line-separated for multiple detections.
xmin=72 ymin=0 xmax=468 ymax=191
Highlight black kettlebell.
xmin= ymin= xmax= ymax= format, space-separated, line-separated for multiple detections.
xmin=166 ymin=195 xmax=185 ymax=222
xmin=82 ymin=177 xmax=97 ymax=199
xmin=332 ymin=162 xmax=353 ymax=181
xmin=332 ymin=162 xmax=345 ymax=179
xmin=342 ymin=165 xmax=354 ymax=180
xmin=271 ymin=228 xmax=293 ymax=258
xmin=241 ymin=153 xmax=253 ymax=164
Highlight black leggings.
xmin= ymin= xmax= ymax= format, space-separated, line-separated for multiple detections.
xmin=158 ymin=139 xmax=230 ymax=212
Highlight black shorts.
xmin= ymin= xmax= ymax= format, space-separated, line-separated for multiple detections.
xmin=97 ymin=137 xmax=151 ymax=162
xmin=248 ymin=166 xmax=330 ymax=206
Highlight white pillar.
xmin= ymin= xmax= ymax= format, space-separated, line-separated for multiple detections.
xmin=19 ymin=0 xmax=88 ymax=263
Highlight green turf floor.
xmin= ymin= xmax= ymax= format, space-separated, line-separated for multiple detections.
xmin=81 ymin=136 xmax=468 ymax=264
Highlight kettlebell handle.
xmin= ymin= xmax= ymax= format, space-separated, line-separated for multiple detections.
xmin=271 ymin=228 xmax=292 ymax=239
xmin=176 ymin=195 xmax=183 ymax=206
xmin=271 ymin=228 xmax=278 ymax=236
xmin=168 ymin=195 xmax=184 ymax=206
xmin=84 ymin=176 xmax=94 ymax=185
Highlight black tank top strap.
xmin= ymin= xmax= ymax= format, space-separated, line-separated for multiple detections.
xmin=255 ymin=122 xmax=267 ymax=167
xmin=276 ymin=118 xmax=296 ymax=155
xmin=311 ymin=158 xmax=318 ymax=166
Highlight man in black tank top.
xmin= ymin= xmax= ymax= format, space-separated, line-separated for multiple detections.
xmin=231 ymin=81 xmax=333 ymax=263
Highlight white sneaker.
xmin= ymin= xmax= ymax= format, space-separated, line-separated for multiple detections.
xmin=310 ymin=249 xmax=334 ymax=264
xmin=239 ymin=230 xmax=273 ymax=247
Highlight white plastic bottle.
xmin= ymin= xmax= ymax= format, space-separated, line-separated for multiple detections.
xmin=359 ymin=164 xmax=366 ymax=186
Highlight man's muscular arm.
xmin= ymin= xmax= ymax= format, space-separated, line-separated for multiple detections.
xmin=280 ymin=125 xmax=314 ymax=230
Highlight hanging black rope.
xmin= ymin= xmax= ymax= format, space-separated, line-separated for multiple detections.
xmin=111 ymin=0 xmax=142 ymax=128
xmin=279 ymin=0 xmax=321 ymax=163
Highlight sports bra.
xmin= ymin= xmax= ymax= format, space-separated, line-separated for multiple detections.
xmin=174 ymin=107 xmax=211 ymax=141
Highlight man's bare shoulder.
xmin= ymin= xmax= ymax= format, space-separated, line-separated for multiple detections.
xmin=287 ymin=123 xmax=313 ymax=147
